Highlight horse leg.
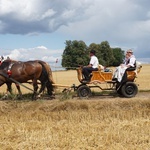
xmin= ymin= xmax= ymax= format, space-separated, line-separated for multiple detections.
xmin=7 ymin=83 xmax=12 ymax=94
xmin=37 ymin=81 xmax=46 ymax=98
xmin=32 ymin=79 xmax=38 ymax=100
xmin=15 ymin=83 xmax=22 ymax=99
xmin=3 ymin=83 xmax=22 ymax=100
xmin=1 ymin=83 xmax=12 ymax=99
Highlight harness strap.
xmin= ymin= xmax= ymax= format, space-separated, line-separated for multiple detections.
xmin=8 ymin=62 xmax=14 ymax=70
xmin=7 ymin=61 xmax=15 ymax=76
xmin=0 ymin=72 xmax=34 ymax=92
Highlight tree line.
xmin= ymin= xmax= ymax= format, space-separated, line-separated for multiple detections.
xmin=62 ymin=40 xmax=125 ymax=69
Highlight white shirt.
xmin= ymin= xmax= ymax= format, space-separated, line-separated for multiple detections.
xmin=128 ymin=55 xmax=136 ymax=67
xmin=90 ymin=55 xmax=99 ymax=69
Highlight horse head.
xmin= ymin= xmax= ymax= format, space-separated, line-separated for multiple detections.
xmin=0 ymin=60 xmax=10 ymax=69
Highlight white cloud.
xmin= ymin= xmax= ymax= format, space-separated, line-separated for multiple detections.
xmin=0 ymin=0 xmax=150 ymax=60
xmin=41 ymin=9 xmax=56 ymax=20
xmin=2 ymin=46 xmax=63 ymax=64
xmin=0 ymin=0 xmax=94 ymax=34
xmin=9 ymin=49 xmax=21 ymax=60
xmin=36 ymin=46 xmax=47 ymax=50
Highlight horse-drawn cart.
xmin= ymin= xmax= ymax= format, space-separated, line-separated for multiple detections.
xmin=0 ymin=59 xmax=142 ymax=99
xmin=75 ymin=65 xmax=142 ymax=98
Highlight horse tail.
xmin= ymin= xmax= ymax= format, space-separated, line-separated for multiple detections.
xmin=38 ymin=61 xmax=54 ymax=96
xmin=43 ymin=62 xmax=55 ymax=84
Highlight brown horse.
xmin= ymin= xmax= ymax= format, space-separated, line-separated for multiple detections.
xmin=0 ymin=59 xmax=22 ymax=98
xmin=0 ymin=59 xmax=54 ymax=99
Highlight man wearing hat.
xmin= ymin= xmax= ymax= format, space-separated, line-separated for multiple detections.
xmin=82 ymin=49 xmax=99 ymax=82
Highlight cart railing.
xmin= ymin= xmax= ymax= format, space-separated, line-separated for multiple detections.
xmin=77 ymin=64 xmax=142 ymax=84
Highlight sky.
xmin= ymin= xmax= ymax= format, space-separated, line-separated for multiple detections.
xmin=0 ymin=0 xmax=150 ymax=68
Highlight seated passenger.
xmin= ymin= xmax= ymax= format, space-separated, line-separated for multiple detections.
xmin=113 ymin=49 xmax=136 ymax=82
xmin=82 ymin=50 xmax=99 ymax=82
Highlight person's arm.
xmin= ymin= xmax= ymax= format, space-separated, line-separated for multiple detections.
xmin=84 ymin=63 xmax=92 ymax=68
xmin=87 ymin=64 xmax=92 ymax=67
xmin=84 ymin=57 xmax=93 ymax=67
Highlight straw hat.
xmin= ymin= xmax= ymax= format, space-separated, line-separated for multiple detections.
xmin=126 ymin=49 xmax=133 ymax=53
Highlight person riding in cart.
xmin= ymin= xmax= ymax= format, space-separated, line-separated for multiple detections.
xmin=82 ymin=50 xmax=99 ymax=82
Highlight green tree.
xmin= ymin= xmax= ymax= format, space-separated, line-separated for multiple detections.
xmin=99 ymin=41 xmax=114 ymax=66
xmin=88 ymin=43 xmax=99 ymax=53
xmin=62 ymin=40 xmax=88 ymax=69
xmin=88 ymin=43 xmax=104 ymax=65
xmin=62 ymin=40 xmax=125 ymax=68
xmin=112 ymin=48 xmax=125 ymax=66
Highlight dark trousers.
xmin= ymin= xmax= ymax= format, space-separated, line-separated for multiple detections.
xmin=82 ymin=67 xmax=98 ymax=80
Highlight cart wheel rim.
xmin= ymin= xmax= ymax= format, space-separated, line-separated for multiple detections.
xmin=125 ymin=85 xmax=135 ymax=95
xmin=121 ymin=82 xmax=138 ymax=98
xmin=77 ymin=85 xmax=91 ymax=97
xmin=80 ymin=88 xmax=90 ymax=97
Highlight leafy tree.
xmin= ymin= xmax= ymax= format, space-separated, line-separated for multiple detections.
xmin=88 ymin=43 xmax=99 ymax=53
xmin=62 ymin=40 xmax=125 ymax=69
xmin=112 ymin=48 xmax=125 ymax=66
xmin=62 ymin=40 xmax=88 ymax=69
xmin=99 ymin=41 xmax=114 ymax=66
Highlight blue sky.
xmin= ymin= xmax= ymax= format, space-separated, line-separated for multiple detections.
xmin=0 ymin=0 xmax=150 ymax=67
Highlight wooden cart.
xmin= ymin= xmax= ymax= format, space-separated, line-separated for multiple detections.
xmin=76 ymin=65 xmax=142 ymax=98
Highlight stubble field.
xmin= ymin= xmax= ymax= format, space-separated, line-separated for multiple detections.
xmin=0 ymin=65 xmax=150 ymax=150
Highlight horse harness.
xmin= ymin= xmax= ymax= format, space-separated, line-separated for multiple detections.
xmin=0 ymin=60 xmax=20 ymax=77
xmin=7 ymin=62 xmax=14 ymax=76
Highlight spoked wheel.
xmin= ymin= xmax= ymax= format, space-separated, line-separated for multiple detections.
xmin=77 ymin=85 xmax=92 ymax=98
xmin=121 ymin=82 xmax=138 ymax=98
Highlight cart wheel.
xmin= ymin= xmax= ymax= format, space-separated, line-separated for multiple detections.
xmin=121 ymin=82 xmax=138 ymax=98
xmin=77 ymin=85 xmax=92 ymax=98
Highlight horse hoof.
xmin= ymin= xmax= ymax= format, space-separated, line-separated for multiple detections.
xmin=1 ymin=94 xmax=8 ymax=100
xmin=37 ymin=95 xmax=41 ymax=98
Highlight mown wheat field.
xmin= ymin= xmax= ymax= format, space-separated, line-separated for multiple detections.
xmin=0 ymin=65 xmax=150 ymax=150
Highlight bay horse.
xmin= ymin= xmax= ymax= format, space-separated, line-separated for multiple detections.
xmin=0 ymin=59 xmax=22 ymax=98
xmin=0 ymin=59 xmax=54 ymax=100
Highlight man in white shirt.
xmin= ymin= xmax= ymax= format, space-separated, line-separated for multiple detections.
xmin=82 ymin=50 xmax=99 ymax=82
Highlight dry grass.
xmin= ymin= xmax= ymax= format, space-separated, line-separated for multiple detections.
xmin=0 ymin=99 xmax=149 ymax=150
xmin=0 ymin=64 xmax=150 ymax=150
